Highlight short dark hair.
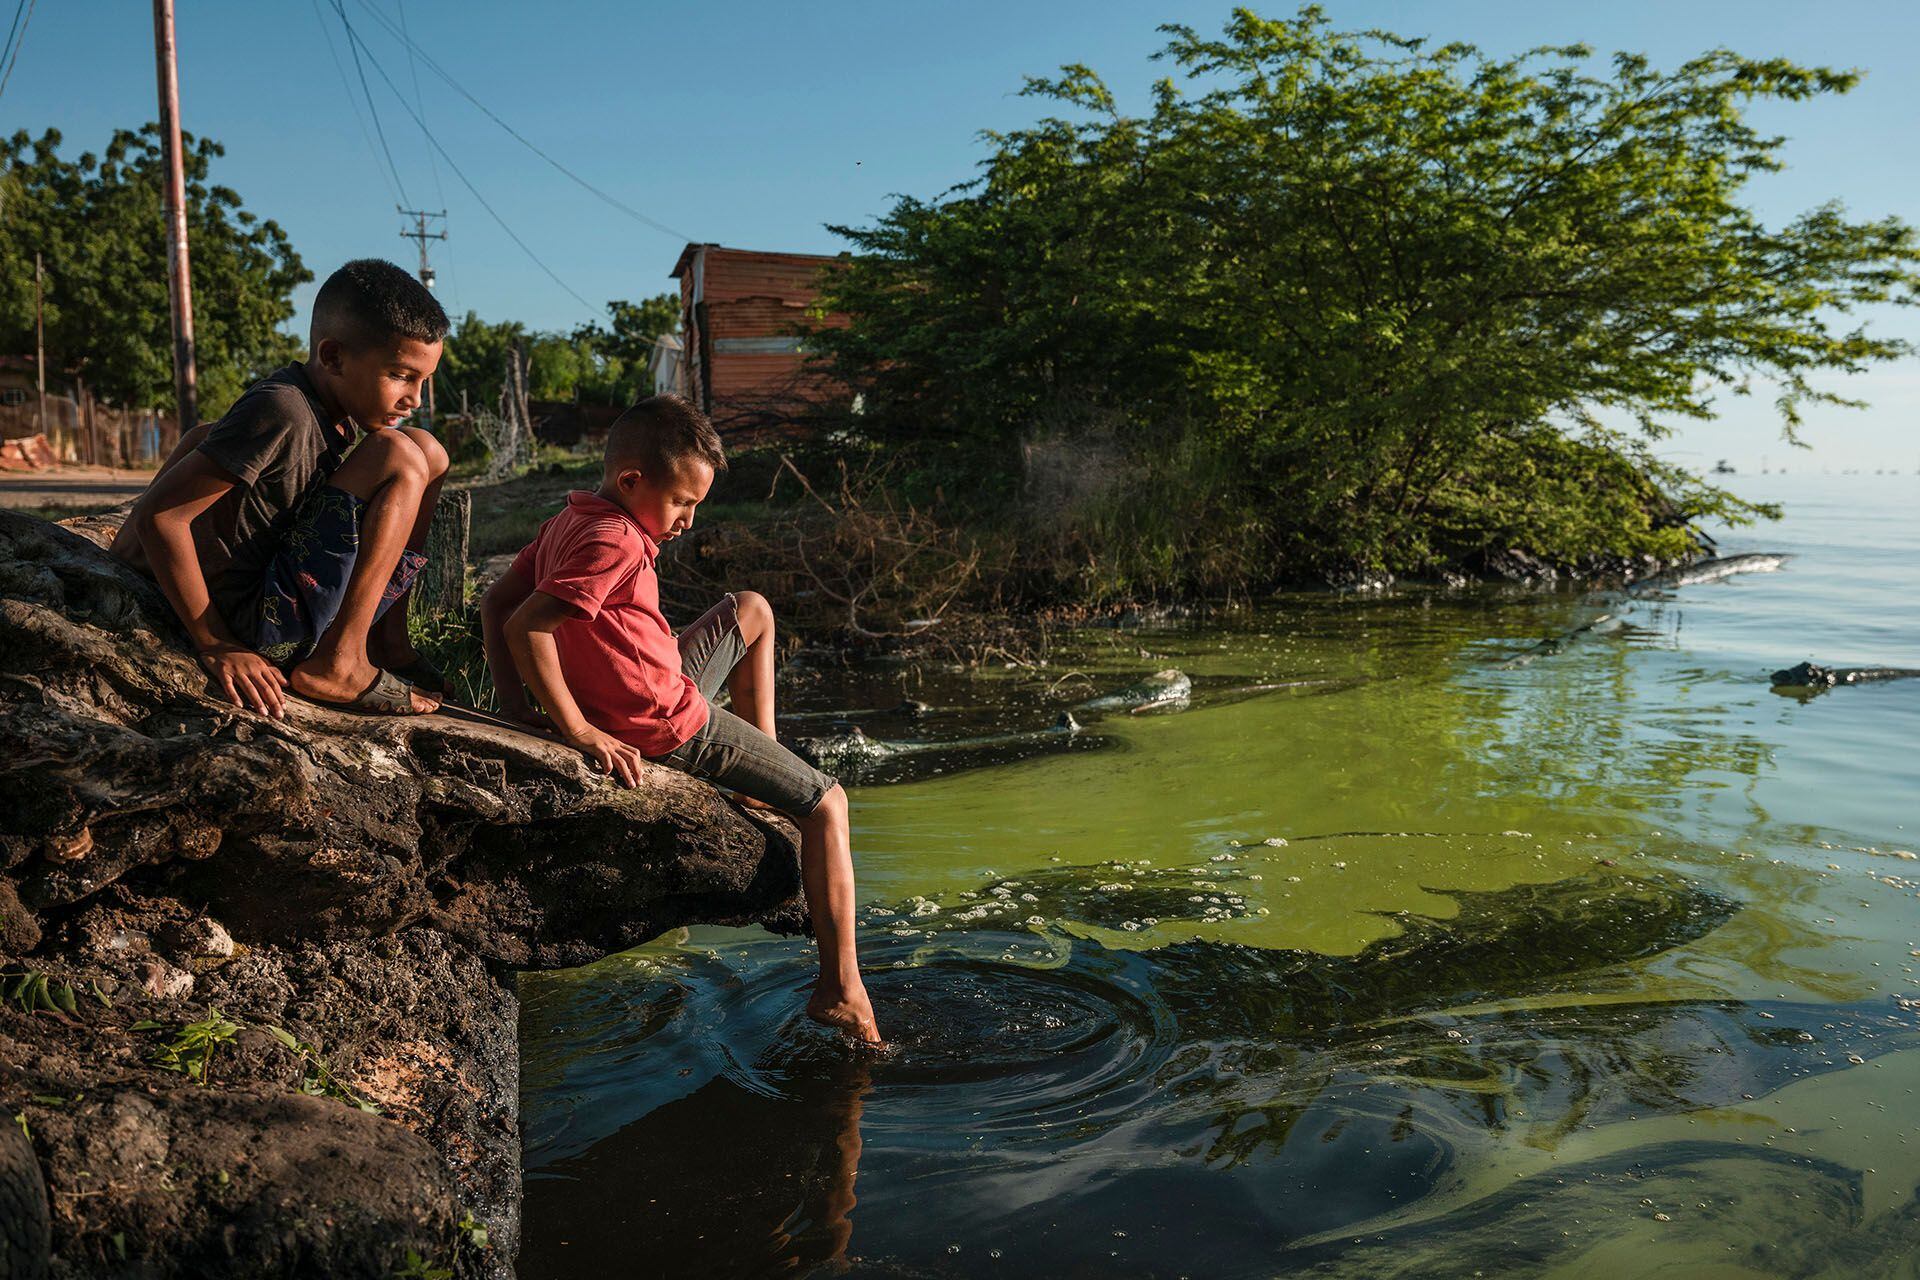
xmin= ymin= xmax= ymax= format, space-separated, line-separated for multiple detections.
xmin=605 ymin=395 xmax=727 ymax=480
xmin=311 ymin=258 xmax=450 ymax=351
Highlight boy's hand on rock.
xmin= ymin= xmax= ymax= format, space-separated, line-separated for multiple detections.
xmin=197 ymin=644 xmax=288 ymax=719
xmin=565 ymin=725 xmax=645 ymax=788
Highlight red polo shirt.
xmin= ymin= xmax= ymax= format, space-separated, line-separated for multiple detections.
xmin=509 ymin=490 xmax=707 ymax=755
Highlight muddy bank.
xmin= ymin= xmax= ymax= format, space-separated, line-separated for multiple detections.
xmin=0 ymin=511 xmax=810 ymax=1278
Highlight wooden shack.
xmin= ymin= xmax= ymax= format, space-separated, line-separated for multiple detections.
xmin=668 ymin=244 xmax=848 ymax=437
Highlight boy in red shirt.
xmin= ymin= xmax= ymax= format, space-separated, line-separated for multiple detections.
xmin=480 ymin=396 xmax=880 ymax=1044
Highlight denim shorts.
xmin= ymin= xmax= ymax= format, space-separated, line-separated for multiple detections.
xmin=653 ymin=594 xmax=839 ymax=816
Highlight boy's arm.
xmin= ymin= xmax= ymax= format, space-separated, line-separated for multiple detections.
xmin=109 ymin=420 xmax=212 ymax=567
xmin=133 ymin=452 xmax=288 ymax=718
xmin=503 ymin=591 xmax=646 ymax=787
xmin=479 ymin=563 xmax=541 ymax=724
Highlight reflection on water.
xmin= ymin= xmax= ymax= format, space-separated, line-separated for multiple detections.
xmin=523 ymin=1063 xmax=868 ymax=1278
xmin=521 ymin=477 xmax=1920 ymax=1278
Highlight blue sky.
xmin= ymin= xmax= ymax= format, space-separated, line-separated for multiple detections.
xmin=5 ymin=0 xmax=1916 ymax=469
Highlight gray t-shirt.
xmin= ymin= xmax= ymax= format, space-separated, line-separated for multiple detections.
xmin=194 ymin=364 xmax=354 ymax=638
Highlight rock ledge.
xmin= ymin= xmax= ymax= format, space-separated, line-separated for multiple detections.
xmin=0 ymin=511 xmax=807 ymax=1278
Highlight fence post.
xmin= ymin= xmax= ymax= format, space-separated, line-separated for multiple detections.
xmin=409 ymin=489 xmax=472 ymax=623
xmin=78 ymin=379 xmax=97 ymax=467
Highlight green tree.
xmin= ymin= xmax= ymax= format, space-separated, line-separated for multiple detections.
xmin=569 ymin=292 xmax=680 ymax=403
xmin=809 ymin=7 xmax=1919 ymax=586
xmin=578 ymin=294 xmax=678 ymax=367
xmin=528 ymin=332 xmax=594 ymax=401
xmin=0 ymin=126 xmax=309 ymax=418
xmin=436 ymin=311 xmax=526 ymax=413
xmin=439 ymin=295 xmax=680 ymax=411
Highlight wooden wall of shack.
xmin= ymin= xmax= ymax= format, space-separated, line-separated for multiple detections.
xmin=672 ymin=245 xmax=850 ymax=439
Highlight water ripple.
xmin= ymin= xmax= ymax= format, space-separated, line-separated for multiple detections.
xmin=705 ymin=933 xmax=1180 ymax=1136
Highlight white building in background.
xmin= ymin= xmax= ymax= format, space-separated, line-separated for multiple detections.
xmin=649 ymin=332 xmax=686 ymax=398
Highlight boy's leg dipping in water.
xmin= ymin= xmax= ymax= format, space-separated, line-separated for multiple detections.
xmin=696 ymin=590 xmax=875 ymax=1041
xmin=482 ymin=398 xmax=881 ymax=1043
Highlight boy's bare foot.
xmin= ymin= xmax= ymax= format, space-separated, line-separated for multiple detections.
xmin=807 ymin=984 xmax=883 ymax=1045
xmin=289 ymin=656 xmax=439 ymax=715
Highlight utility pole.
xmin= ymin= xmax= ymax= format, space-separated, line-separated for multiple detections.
xmin=398 ymin=207 xmax=446 ymax=421
xmin=33 ymin=251 xmax=47 ymax=444
xmin=152 ymin=0 xmax=198 ymax=432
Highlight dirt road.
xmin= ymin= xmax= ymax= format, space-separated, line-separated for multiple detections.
xmin=0 ymin=466 xmax=152 ymax=512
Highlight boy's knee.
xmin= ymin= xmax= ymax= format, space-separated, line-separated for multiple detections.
xmin=807 ymin=782 xmax=847 ymax=822
xmin=358 ymin=429 xmax=430 ymax=487
xmin=397 ymin=426 xmax=450 ymax=479
xmin=735 ymin=590 xmax=774 ymax=632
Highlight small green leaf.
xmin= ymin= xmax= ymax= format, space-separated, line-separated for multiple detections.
xmin=457 ymin=1211 xmax=490 ymax=1251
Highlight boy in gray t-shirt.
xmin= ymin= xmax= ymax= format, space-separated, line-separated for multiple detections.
xmin=113 ymin=259 xmax=451 ymax=716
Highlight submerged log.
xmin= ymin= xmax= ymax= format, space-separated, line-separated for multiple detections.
xmin=0 ymin=510 xmax=808 ymax=1277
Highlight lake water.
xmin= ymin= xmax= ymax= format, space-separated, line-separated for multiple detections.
xmin=518 ymin=474 xmax=1920 ymax=1279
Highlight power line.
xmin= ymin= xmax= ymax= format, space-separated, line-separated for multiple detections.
xmin=0 ymin=0 xmax=25 ymax=68
xmin=0 ymin=0 xmax=38 ymax=101
xmin=393 ymin=0 xmax=444 ymax=209
xmin=331 ymin=6 xmax=596 ymax=314
xmin=327 ymin=0 xmax=409 ymax=208
xmin=0 ymin=0 xmax=29 ymax=94
xmin=393 ymin=0 xmax=459 ymax=313
xmin=349 ymin=0 xmax=691 ymax=244
xmin=309 ymin=0 xmax=401 ymax=204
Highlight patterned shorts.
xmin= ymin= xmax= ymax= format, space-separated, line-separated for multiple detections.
xmin=253 ymin=485 xmax=427 ymax=669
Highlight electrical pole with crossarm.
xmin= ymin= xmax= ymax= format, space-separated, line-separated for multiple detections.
xmin=398 ymin=206 xmax=446 ymax=420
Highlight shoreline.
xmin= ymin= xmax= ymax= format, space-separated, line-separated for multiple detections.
xmin=760 ymin=546 xmax=1713 ymax=669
